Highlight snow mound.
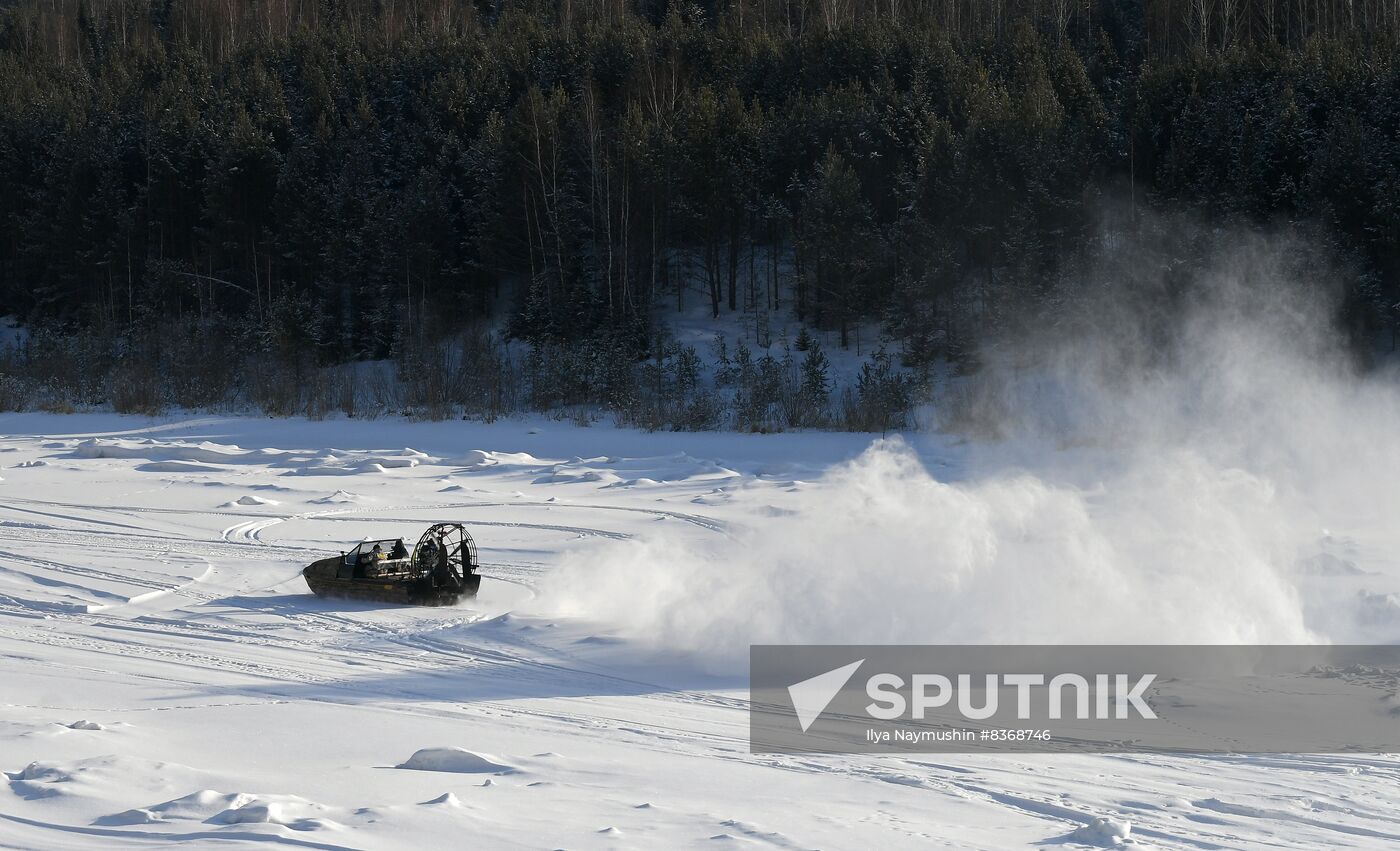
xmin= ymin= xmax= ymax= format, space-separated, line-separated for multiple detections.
xmin=7 ymin=761 xmax=69 ymax=782
xmin=98 ymin=790 xmax=252 ymax=825
xmin=210 ymin=800 xmax=323 ymax=827
xmin=75 ymin=438 xmax=424 ymax=478
xmin=229 ymin=494 xmax=280 ymax=506
xmin=533 ymin=467 xmax=621 ymax=485
xmin=66 ymin=719 xmax=103 ymax=730
xmin=311 ymin=490 xmax=364 ymax=504
xmin=74 ymin=438 xmax=283 ymax=465
xmin=448 ymin=449 xmax=545 ymax=472
xmin=6 ymin=755 xmax=202 ymax=804
xmin=420 ymin=792 xmax=463 ymax=807
xmin=396 ymin=747 xmax=516 ymax=774
xmin=1068 ymin=816 xmax=1134 ymax=846
xmin=605 ymin=477 xmax=660 ymax=489
xmin=100 ymin=789 xmax=340 ymax=831
xmin=453 ymin=449 xmax=494 ymax=468
xmin=287 ymin=455 xmax=418 ymax=475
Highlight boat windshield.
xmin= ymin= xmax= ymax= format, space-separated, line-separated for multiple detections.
xmin=345 ymin=539 xmax=410 ymax=562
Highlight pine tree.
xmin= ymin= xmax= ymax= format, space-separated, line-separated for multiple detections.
xmin=800 ymin=342 xmax=829 ymax=402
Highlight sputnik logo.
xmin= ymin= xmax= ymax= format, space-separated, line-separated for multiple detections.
xmin=787 ymin=659 xmax=864 ymax=732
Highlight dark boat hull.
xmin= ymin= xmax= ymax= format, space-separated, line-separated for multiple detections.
xmin=302 ymin=557 xmax=480 ymax=606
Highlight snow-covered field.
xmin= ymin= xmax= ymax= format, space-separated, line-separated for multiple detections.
xmin=2 ymin=411 xmax=1399 ymax=850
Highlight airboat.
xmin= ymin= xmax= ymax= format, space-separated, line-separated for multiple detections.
xmin=303 ymin=522 xmax=481 ymax=606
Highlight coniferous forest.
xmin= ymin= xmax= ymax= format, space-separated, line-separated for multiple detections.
xmin=1 ymin=0 xmax=1398 ymax=427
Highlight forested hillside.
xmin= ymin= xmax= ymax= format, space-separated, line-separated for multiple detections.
xmin=1 ymin=1 xmax=1398 ymax=426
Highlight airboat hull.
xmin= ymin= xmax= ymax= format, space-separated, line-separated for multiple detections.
xmin=303 ymin=557 xmax=481 ymax=606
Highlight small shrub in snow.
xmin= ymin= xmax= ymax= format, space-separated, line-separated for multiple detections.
xmin=843 ymin=347 xmax=913 ymax=432
xmin=110 ymin=360 xmax=165 ymax=416
xmin=0 ymin=373 xmax=28 ymax=411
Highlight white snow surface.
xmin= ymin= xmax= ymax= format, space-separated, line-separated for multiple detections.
xmin=1 ymin=412 xmax=1398 ymax=849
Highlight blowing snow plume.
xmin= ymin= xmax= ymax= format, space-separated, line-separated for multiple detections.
xmin=540 ymin=228 xmax=1400 ymax=670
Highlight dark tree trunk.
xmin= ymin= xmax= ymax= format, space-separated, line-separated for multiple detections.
xmin=727 ymin=225 xmax=739 ymax=311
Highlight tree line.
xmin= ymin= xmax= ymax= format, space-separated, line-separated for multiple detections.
xmin=0 ymin=0 xmax=1397 ymax=425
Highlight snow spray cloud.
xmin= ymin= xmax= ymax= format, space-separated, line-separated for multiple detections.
xmin=539 ymin=226 xmax=1400 ymax=671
